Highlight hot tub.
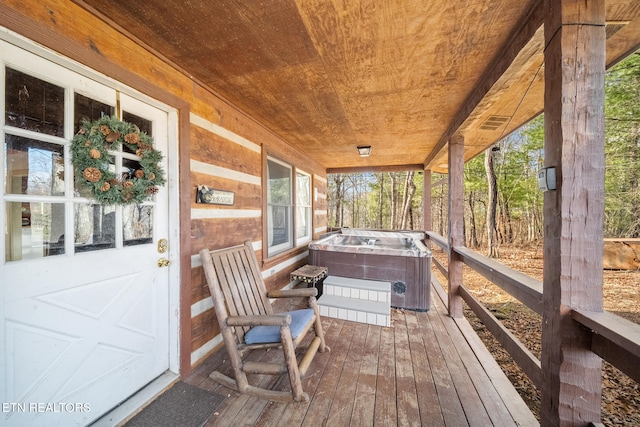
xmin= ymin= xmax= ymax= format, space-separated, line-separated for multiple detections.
xmin=309 ymin=229 xmax=432 ymax=311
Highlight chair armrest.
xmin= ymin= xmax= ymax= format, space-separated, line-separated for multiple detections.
xmin=227 ymin=314 xmax=291 ymax=327
xmin=268 ymin=288 xmax=318 ymax=299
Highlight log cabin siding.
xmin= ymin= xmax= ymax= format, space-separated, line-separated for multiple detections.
xmin=0 ymin=0 xmax=327 ymax=373
xmin=190 ymin=119 xmax=262 ymax=177
xmin=190 ymin=262 xmax=210 ymax=306
xmin=191 ymin=309 xmax=219 ymax=356
xmin=188 ymin=97 xmax=326 ymax=367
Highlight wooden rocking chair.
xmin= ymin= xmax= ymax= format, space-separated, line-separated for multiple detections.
xmin=199 ymin=241 xmax=330 ymax=402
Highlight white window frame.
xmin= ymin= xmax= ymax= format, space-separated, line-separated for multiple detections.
xmin=295 ymin=169 xmax=312 ymax=245
xmin=266 ymin=156 xmax=293 ymax=257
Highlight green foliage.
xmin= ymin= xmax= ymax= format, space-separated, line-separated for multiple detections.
xmin=464 ymin=155 xmax=487 ymax=193
xmin=71 ymin=116 xmax=166 ymax=205
xmin=496 ymin=123 xmax=543 ymax=214
xmin=604 ymin=52 xmax=640 ymax=237
xmin=461 ymin=116 xmax=545 ymax=246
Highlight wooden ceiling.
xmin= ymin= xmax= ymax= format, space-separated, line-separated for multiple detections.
xmin=78 ymin=0 xmax=640 ymax=173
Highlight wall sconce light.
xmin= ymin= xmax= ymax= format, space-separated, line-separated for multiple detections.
xmin=357 ymin=146 xmax=371 ymax=157
xmin=537 ymin=167 xmax=557 ymax=191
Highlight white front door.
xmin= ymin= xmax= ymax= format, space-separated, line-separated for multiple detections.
xmin=1 ymin=42 xmax=174 ymax=426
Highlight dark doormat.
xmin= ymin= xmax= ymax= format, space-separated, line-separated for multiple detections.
xmin=124 ymin=381 xmax=225 ymax=427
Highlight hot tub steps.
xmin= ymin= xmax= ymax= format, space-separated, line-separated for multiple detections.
xmin=317 ymin=276 xmax=391 ymax=327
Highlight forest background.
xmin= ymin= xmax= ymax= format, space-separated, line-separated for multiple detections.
xmin=327 ymin=52 xmax=640 ymax=254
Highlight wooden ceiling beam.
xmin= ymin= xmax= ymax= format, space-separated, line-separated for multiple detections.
xmin=424 ymin=0 xmax=545 ymax=170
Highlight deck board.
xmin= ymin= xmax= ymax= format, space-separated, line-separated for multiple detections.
xmin=418 ymin=306 xmax=468 ymax=425
xmin=394 ymin=312 xmax=420 ymax=426
xmin=405 ymin=311 xmax=445 ymax=426
xmin=301 ymin=318 xmax=353 ymax=425
xmin=350 ymin=324 xmax=380 ymax=425
xmin=375 ymin=322 xmax=398 ymax=426
xmin=441 ymin=309 xmax=517 ymax=426
xmin=185 ymin=284 xmax=538 ymax=426
xmin=326 ymin=321 xmax=367 ymax=426
xmin=429 ymin=295 xmax=495 ymax=427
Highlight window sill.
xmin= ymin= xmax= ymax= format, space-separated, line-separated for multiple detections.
xmin=262 ymin=245 xmax=308 ymax=269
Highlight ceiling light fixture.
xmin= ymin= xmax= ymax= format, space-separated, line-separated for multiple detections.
xmin=357 ymin=146 xmax=371 ymax=157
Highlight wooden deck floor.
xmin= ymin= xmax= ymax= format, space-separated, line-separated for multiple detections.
xmin=184 ymin=283 xmax=538 ymax=426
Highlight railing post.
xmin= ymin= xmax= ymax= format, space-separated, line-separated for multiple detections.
xmin=447 ymin=134 xmax=464 ymax=318
xmin=542 ymin=0 xmax=605 ymax=425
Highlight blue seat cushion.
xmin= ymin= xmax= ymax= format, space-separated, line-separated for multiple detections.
xmin=244 ymin=308 xmax=314 ymax=345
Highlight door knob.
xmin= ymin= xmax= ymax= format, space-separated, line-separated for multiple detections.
xmin=157 ymin=257 xmax=170 ymax=267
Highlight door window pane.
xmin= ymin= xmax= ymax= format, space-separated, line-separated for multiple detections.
xmin=123 ymin=204 xmax=153 ymax=246
xmin=74 ymin=203 xmax=116 ymax=252
xmin=4 ymin=135 xmax=65 ymax=196
xmin=74 ymin=93 xmax=114 ymax=130
xmin=122 ymin=111 xmax=152 ymax=155
xmin=5 ymin=67 xmax=65 ymax=137
xmin=122 ymin=111 xmax=152 ymax=135
xmin=122 ymin=157 xmax=156 ymax=204
xmin=122 ymin=157 xmax=142 ymax=181
xmin=5 ymin=201 xmax=65 ymax=261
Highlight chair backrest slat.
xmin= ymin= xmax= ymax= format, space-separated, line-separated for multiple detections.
xmin=229 ymin=251 xmax=263 ymax=316
xmin=236 ymin=246 xmax=273 ymax=314
xmin=212 ymin=253 xmax=245 ymax=316
xmin=202 ymin=241 xmax=272 ymax=343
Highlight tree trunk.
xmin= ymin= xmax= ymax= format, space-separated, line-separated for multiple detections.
xmin=400 ymin=171 xmax=416 ymax=229
xmin=332 ymin=174 xmax=344 ymax=227
xmin=439 ymin=180 xmax=446 ymax=235
xmin=377 ymin=173 xmax=384 ymax=228
xmin=502 ymin=196 xmax=513 ymax=244
xmin=468 ymin=191 xmax=479 ymax=248
xmin=409 ymin=204 xmax=414 ymax=230
xmin=525 ymin=205 xmax=533 ymax=243
xmin=389 ymin=172 xmax=398 ymax=229
xmin=485 ymin=147 xmax=499 ymax=257
xmin=348 ymin=175 xmax=359 ymax=227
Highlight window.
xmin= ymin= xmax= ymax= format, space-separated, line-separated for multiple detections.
xmin=266 ymin=157 xmax=313 ymax=257
xmin=296 ymin=171 xmax=312 ymax=244
xmin=267 ymin=158 xmax=293 ymax=256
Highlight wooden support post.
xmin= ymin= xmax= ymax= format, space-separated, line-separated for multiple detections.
xmin=542 ymin=0 xmax=605 ymax=425
xmin=447 ymin=135 xmax=464 ymax=318
xmin=423 ymin=168 xmax=432 ymax=232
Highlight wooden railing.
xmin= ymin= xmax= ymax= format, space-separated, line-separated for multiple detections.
xmin=425 ymin=231 xmax=640 ymax=390
xmin=572 ymin=310 xmax=640 ymax=383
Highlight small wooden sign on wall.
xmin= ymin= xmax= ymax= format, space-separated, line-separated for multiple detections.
xmin=196 ymin=185 xmax=235 ymax=205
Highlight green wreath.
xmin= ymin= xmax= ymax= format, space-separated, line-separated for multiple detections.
xmin=71 ymin=115 xmax=166 ymax=205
